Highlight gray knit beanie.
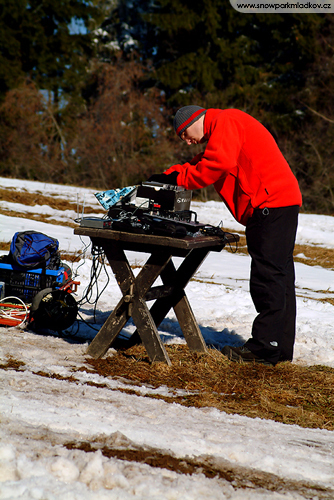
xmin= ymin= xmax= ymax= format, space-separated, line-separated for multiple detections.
xmin=173 ymin=106 xmax=207 ymax=138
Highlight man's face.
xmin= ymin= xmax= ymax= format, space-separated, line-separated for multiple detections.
xmin=180 ymin=117 xmax=205 ymax=145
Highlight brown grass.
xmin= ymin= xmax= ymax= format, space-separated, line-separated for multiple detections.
xmin=2 ymin=356 xmax=332 ymax=496
xmin=0 ymin=187 xmax=94 ymax=211
xmin=1 ymin=187 xmax=334 ymax=433
xmin=224 ymin=229 xmax=334 ymax=270
xmin=63 ymin=439 xmax=333 ymax=498
xmin=1 ymin=186 xmax=334 ymax=269
xmin=4 ymin=349 xmax=334 ymax=432
xmin=221 ymin=230 xmax=334 ymax=306
xmin=0 ymin=210 xmax=78 ymax=228
xmin=293 ymin=244 xmax=334 ymax=269
xmin=86 ymin=344 xmax=334 ymax=431
xmin=0 ymin=187 xmax=101 ymax=227
xmin=0 ymin=186 xmax=103 ymax=241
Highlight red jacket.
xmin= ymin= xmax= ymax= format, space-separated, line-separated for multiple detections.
xmin=165 ymin=109 xmax=302 ymax=225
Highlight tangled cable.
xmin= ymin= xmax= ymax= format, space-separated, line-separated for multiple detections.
xmin=77 ymin=243 xmax=110 ymax=323
xmin=0 ymin=296 xmax=29 ymax=327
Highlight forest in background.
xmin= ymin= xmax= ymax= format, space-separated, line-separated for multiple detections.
xmin=0 ymin=0 xmax=334 ymax=214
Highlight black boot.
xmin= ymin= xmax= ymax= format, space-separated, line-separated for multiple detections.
xmin=221 ymin=345 xmax=275 ymax=366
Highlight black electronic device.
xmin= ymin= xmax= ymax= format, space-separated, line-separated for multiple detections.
xmin=107 ymin=181 xmax=194 ymax=221
xmin=77 ymin=182 xmax=235 ymax=244
xmin=79 ymin=217 xmax=113 ymax=229
xmin=106 ymin=182 xmax=206 ymax=235
xmin=78 ymin=182 xmax=209 ymax=236
xmin=136 ymin=181 xmax=192 ymax=212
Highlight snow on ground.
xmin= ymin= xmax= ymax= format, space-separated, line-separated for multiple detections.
xmin=0 ymin=177 xmax=334 ymax=499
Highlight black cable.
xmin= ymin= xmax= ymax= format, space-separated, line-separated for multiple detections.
xmin=77 ymin=244 xmax=110 ymax=323
xmin=200 ymin=223 xmax=239 ymax=253
xmin=223 ymin=231 xmax=239 ymax=253
xmin=76 ymin=310 xmax=100 ymax=332
xmin=72 ymin=236 xmax=91 ymax=280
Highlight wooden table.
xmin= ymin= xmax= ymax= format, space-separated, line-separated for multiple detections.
xmin=74 ymin=227 xmax=238 ymax=365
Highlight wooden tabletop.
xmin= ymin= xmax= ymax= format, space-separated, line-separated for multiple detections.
xmin=74 ymin=227 xmax=239 ymax=256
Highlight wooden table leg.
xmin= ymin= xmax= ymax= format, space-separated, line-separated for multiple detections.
xmin=172 ymin=293 xmax=207 ymax=353
xmin=86 ymin=297 xmax=129 ymax=359
xmin=148 ymin=247 xmax=210 ymax=352
xmin=87 ymin=242 xmax=172 ymax=364
xmin=130 ymin=295 xmax=171 ymax=365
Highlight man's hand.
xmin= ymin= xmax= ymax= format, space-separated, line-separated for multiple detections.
xmin=147 ymin=171 xmax=179 ymax=185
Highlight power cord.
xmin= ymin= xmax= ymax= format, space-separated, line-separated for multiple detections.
xmin=77 ymin=243 xmax=110 ymax=324
xmin=200 ymin=222 xmax=239 ymax=253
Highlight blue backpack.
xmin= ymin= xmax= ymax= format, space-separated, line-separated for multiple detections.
xmin=9 ymin=231 xmax=60 ymax=270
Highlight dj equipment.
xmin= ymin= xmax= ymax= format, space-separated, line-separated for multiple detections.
xmin=135 ymin=181 xmax=192 ymax=212
xmin=78 ymin=182 xmax=238 ymax=248
xmin=79 ymin=217 xmax=113 ymax=229
xmin=80 ymin=182 xmax=206 ymax=236
xmin=108 ymin=183 xmax=205 ymax=235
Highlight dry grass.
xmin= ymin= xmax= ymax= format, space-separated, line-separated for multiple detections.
xmin=0 ymin=187 xmax=99 ymax=213
xmin=221 ymin=229 xmax=334 ymax=306
xmin=2 ymin=359 xmax=332 ymax=496
xmin=86 ymin=344 xmax=334 ymax=431
xmin=224 ymin=229 xmax=334 ymax=270
xmin=293 ymin=244 xmax=334 ymax=270
xmin=1 ymin=186 xmax=334 ymax=270
xmin=63 ymin=438 xmax=334 ymax=498
xmin=2 ymin=186 xmax=334 ymax=432
xmin=0 ymin=187 xmax=101 ymax=228
xmin=0 ymin=210 xmax=78 ymax=228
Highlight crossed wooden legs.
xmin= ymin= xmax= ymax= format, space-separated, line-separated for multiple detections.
xmin=86 ymin=241 xmax=209 ymax=364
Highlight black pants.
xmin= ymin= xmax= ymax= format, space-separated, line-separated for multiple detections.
xmin=244 ymin=206 xmax=299 ymax=365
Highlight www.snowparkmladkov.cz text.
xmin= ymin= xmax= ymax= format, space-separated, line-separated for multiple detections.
xmin=230 ymin=0 xmax=334 ymax=12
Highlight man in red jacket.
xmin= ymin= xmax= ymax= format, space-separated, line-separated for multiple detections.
xmin=149 ymin=105 xmax=302 ymax=366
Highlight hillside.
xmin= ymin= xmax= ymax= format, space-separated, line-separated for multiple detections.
xmin=0 ymin=177 xmax=334 ymax=499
